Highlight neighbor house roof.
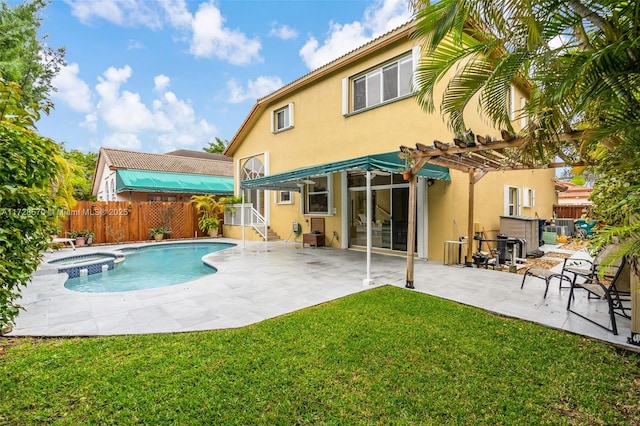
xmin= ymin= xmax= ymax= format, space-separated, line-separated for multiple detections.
xmin=165 ymin=149 xmax=231 ymax=162
xmin=557 ymin=181 xmax=593 ymax=205
xmin=100 ymin=148 xmax=232 ymax=176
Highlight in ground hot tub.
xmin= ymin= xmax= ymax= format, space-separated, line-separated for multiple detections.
xmin=48 ymin=253 xmax=124 ymax=278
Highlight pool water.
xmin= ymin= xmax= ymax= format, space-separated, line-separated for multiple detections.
xmin=64 ymin=242 xmax=234 ymax=293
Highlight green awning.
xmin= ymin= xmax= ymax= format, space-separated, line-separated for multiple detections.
xmin=116 ymin=170 xmax=234 ymax=194
xmin=240 ymin=151 xmax=450 ymax=191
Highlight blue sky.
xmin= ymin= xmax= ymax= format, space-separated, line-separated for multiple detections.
xmin=32 ymin=0 xmax=413 ymax=154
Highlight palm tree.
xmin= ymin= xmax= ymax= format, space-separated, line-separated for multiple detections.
xmin=410 ymin=0 xmax=640 ymax=263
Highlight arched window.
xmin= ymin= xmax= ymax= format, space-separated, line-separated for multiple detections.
xmin=242 ymin=157 xmax=264 ymax=181
xmin=241 ymin=156 xmax=265 ymax=215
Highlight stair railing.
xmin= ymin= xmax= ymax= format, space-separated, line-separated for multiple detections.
xmin=224 ymin=203 xmax=268 ymax=241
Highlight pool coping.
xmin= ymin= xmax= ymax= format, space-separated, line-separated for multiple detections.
xmin=38 ymin=240 xmax=237 ymax=283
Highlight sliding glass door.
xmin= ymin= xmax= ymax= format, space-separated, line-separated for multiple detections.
xmin=348 ymin=172 xmax=414 ymax=252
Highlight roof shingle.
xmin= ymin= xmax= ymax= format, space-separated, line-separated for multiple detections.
xmin=100 ymin=148 xmax=232 ymax=176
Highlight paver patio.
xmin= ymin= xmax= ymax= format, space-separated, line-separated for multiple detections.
xmin=7 ymin=239 xmax=637 ymax=352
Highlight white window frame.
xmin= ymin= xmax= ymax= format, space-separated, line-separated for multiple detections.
xmin=276 ymin=191 xmax=293 ymax=205
xmin=303 ymin=174 xmax=333 ymax=215
xmin=504 ymin=185 xmax=521 ymax=216
xmin=523 ymin=187 xmax=535 ymax=208
xmin=111 ymin=178 xmax=116 ymax=201
xmin=271 ymin=102 xmax=294 ymax=133
xmin=347 ymin=53 xmax=414 ymax=113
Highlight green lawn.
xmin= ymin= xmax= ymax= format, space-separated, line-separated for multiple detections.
xmin=1 ymin=286 xmax=639 ymax=425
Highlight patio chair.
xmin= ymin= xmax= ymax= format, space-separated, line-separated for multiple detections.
xmin=520 ymin=267 xmax=572 ymax=298
xmin=302 ymin=217 xmax=325 ymax=248
xmin=49 ymin=233 xmax=76 ymax=252
xmin=564 ymin=249 xmax=631 ymax=335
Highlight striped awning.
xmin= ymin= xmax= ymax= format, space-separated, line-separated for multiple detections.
xmin=116 ymin=170 xmax=234 ymax=194
xmin=240 ymin=151 xmax=450 ymax=191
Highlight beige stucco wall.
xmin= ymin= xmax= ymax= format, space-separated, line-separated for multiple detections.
xmin=229 ymin=27 xmax=556 ymax=261
xmin=428 ymin=168 xmax=556 ymax=256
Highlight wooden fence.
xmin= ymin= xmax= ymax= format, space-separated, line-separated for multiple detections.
xmin=58 ymin=201 xmax=200 ymax=244
xmin=552 ymin=204 xmax=593 ymax=219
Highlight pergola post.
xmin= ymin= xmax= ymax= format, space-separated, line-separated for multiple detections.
xmin=405 ymin=173 xmax=417 ymax=288
xmin=466 ymin=168 xmax=475 ymax=265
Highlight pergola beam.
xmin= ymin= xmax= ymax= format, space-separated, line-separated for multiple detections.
xmin=403 ymin=130 xmax=583 ymax=282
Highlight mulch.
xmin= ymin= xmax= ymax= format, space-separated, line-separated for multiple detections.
xmin=512 ymin=239 xmax=589 ymax=275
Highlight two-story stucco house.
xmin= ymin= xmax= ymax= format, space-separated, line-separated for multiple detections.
xmin=223 ymin=20 xmax=557 ymax=263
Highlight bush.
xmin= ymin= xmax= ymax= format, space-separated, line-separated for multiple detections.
xmin=0 ymin=79 xmax=63 ymax=330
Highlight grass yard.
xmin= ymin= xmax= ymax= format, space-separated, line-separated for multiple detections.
xmin=1 ymin=286 xmax=639 ymax=425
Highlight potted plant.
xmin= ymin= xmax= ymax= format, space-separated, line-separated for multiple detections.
xmin=199 ymin=216 xmax=220 ymax=237
xmin=191 ymin=195 xmax=224 ymax=236
xmin=70 ymin=230 xmax=86 ymax=246
xmin=83 ymin=229 xmax=95 ymax=245
xmin=220 ymin=195 xmax=243 ymax=217
xmin=399 ymin=153 xmax=414 ymax=181
xmin=149 ymin=226 xmax=170 ymax=241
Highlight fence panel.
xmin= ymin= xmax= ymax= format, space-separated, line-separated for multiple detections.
xmin=553 ymin=204 xmax=593 ymax=219
xmin=59 ymin=201 xmax=201 ymax=244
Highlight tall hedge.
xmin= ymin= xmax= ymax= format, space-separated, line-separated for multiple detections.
xmin=0 ymin=78 xmax=61 ymax=330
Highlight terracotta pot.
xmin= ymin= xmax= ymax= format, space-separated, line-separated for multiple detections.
xmin=75 ymin=237 xmax=85 ymax=246
xmin=402 ymin=171 xmax=412 ymax=181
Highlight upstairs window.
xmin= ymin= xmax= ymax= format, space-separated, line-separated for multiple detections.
xmin=272 ymin=103 xmax=294 ymax=133
xmin=351 ymin=54 xmax=413 ymax=112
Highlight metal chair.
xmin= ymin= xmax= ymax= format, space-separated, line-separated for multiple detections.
xmin=564 ymin=251 xmax=631 ymax=335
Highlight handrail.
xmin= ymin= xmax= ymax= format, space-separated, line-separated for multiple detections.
xmin=224 ymin=203 xmax=268 ymax=240
xmin=250 ymin=207 xmax=267 ymax=240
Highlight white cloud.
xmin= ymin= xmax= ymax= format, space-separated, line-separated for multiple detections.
xmin=363 ymin=0 xmax=412 ymax=36
xmin=66 ymin=0 xmax=261 ymax=66
xmin=93 ymin=66 xmax=154 ymax=133
xmin=189 ymin=2 xmax=262 ymax=65
xmin=269 ymin=22 xmax=298 ymax=40
xmin=81 ymin=112 xmax=98 ymax=133
xmin=127 ymin=39 xmax=144 ymax=50
xmin=227 ymin=76 xmax=284 ymax=104
xmin=157 ymin=0 xmax=192 ymax=28
xmin=89 ymin=65 xmax=217 ymax=151
xmin=51 ymin=63 xmax=93 ymax=113
xmin=299 ymin=0 xmax=411 ymax=70
xmin=102 ymin=132 xmax=142 ymax=150
xmin=154 ymin=74 xmax=171 ymax=92
xmin=300 ymin=21 xmax=369 ymax=70
xmin=66 ymin=0 xmax=163 ymax=28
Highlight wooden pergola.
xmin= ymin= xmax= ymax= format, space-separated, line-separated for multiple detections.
xmin=401 ymin=131 xmax=541 ymax=289
xmin=400 ymin=131 xmax=639 ymax=346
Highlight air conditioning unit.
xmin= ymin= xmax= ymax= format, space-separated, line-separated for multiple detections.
xmin=556 ymin=219 xmax=575 ymax=234
xmin=544 ymin=225 xmax=569 ymax=236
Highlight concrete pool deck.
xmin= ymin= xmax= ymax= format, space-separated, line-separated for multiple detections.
xmin=7 ymin=239 xmax=639 ymax=352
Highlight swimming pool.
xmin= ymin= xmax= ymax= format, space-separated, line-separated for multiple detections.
xmin=64 ymin=242 xmax=235 ymax=293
